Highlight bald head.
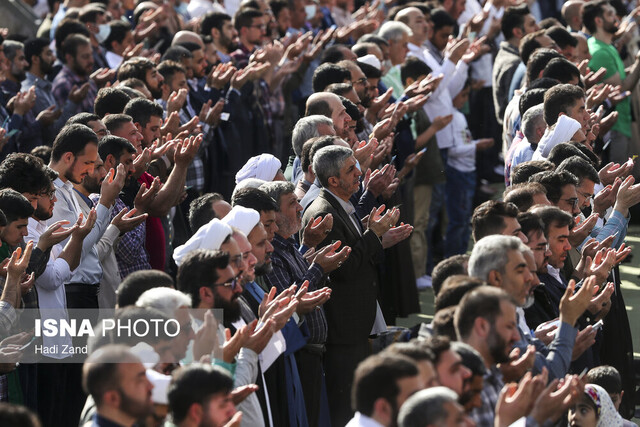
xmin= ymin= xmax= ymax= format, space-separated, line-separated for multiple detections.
xmin=306 ymin=92 xmax=349 ymax=135
xmin=172 ymin=31 xmax=204 ymax=48
xmin=561 ymin=1 xmax=584 ymax=32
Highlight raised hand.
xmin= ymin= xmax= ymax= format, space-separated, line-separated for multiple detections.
xmin=312 ymin=240 xmax=351 ymax=273
xmin=499 ymin=344 xmax=535 ymax=383
xmin=368 ymin=205 xmax=400 ymax=237
xmin=36 ymin=105 xmax=62 ymax=127
xmin=111 ymin=207 xmax=148 ymax=233
xmin=90 ymin=68 xmax=116 ymax=87
xmin=381 ymin=222 xmax=413 ymax=249
xmin=69 ymin=82 xmax=91 ymax=105
xmin=559 ymin=276 xmax=597 ymax=326
xmin=133 ymin=177 xmax=161 ymax=214
xmin=37 ymin=220 xmax=77 ymax=250
xmin=166 ymin=89 xmax=188 ymax=115
xmin=301 ymin=214 xmax=333 ymax=248
xmin=98 ymin=164 xmax=127 ymax=207
xmin=174 ymin=134 xmax=203 ymax=168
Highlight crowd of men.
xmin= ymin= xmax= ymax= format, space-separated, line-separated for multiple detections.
xmin=0 ymin=0 xmax=639 ymax=425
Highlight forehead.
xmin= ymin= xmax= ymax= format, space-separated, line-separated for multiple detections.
xmin=234 ymin=232 xmax=251 ymax=251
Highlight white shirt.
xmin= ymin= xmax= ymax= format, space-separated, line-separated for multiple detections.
xmin=47 ymin=177 xmax=112 ymax=285
xmin=448 ymin=109 xmax=480 ymax=172
xmin=345 ymin=412 xmax=385 ymax=427
xmin=409 ymin=45 xmax=469 ymax=149
xmin=27 ymin=217 xmax=73 ymax=359
xmin=105 ymin=51 xmax=123 ymax=70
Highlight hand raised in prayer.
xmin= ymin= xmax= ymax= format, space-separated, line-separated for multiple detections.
xmin=301 ymin=214 xmax=333 ymax=248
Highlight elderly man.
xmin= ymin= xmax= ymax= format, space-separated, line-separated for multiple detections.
xmin=287 ymin=115 xmax=335 ymax=184
xmin=302 ymin=145 xmax=399 ymax=426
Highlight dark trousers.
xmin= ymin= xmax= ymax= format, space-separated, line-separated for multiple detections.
xmin=324 ymin=342 xmax=370 ymax=427
xmin=37 ymin=363 xmax=86 ymax=427
xmin=296 ymin=347 xmax=324 ymax=427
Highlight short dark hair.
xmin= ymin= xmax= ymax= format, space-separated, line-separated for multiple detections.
xmin=176 ymin=41 xmax=201 ymax=54
xmin=435 ymin=275 xmax=483 ymax=311
xmin=503 ymin=182 xmax=547 ymax=212
xmin=471 ymin=200 xmax=520 ymax=242
xmin=98 ymin=135 xmax=136 ymax=164
xmin=82 ymin=345 xmax=141 ymax=406
xmin=0 ymin=189 xmax=34 ymax=223
xmin=432 ymin=306 xmax=458 ymax=341
xmin=518 ymin=211 xmax=545 ymax=240
xmin=585 ymin=366 xmax=622 ymax=394
xmin=543 ymin=83 xmax=584 ymax=127
xmin=0 ymin=153 xmax=49 ymax=195
xmin=358 ymin=61 xmax=382 ymax=79
xmin=189 ymin=193 xmax=225 ymax=232
xmin=542 ymin=57 xmax=580 ymax=84
xmin=201 ymin=11 xmax=232 ymax=35
xmin=421 ymin=335 xmax=451 ymax=367
xmin=519 ymin=88 xmax=546 ymax=116
xmin=157 ymin=60 xmax=187 ymax=87
xmin=60 ymin=33 xmax=91 ymax=62
xmin=400 ymin=56 xmax=432 ymax=85
xmin=103 ymin=113 xmax=134 ymax=134
xmin=51 ymin=124 xmax=98 ymax=163
xmin=234 ymin=8 xmax=263 ymax=31
xmin=325 ymin=82 xmax=354 ymax=97
xmin=161 ymin=45 xmax=193 ymax=63
xmin=23 ymin=37 xmax=49 ymax=68
xmin=123 ymin=98 xmax=164 ymax=128
xmin=351 ymin=354 xmax=418 ymax=416
xmin=176 ymin=249 xmax=230 ymax=307
xmin=545 ymin=26 xmax=577 ymax=49
xmin=305 ymin=99 xmax=332 ymax=118
xmin=168 ymin=364 xmax=235 ymax=423
xmin=501 ymin=4 xmax=531 ymax=39
xmin=67 ymin=112 xmax=101 ymax=127
xmin=320 ymin=44 xmax=350 ymax=64
xmin=384 ymin=342 xmax=435 ymax=363
xmin=538 ymin=17 xmax=562 ymax=29
xmin=529 ymin=170 xmax=579 ymax=203
xmin=450 ymin=342 xmax=487 ymax=377
xmin=526 ymin=48 xmax=562 ymax=86
xmin=582 ymin=0 xmax=609 ymax=34
xmin=115 ymin=270 xmax=174 ymax=307
xmin=94 ymin=87 xmax=132 ymax=118
xmin=103 ymin=20 xmax=131 ymax=51
xmin=302 ymin=136 xmax=335 ymax=173
xmin=312 ymin=63 xmax=351 ymax=92
xmin=231 ymin=187 xmax=279 ymax=213
xmin=519 ymin=30 xmax=545 ymax=65
xmin=30 ymin=146 xmax=52 ymax=164
xmin=567 ymin=141 xmax=599 ymax=166
xmin=431 ymin=8 xmax=456 ymax=33
xmin=54 ymin=19 xmax=91 ymax=58
xmin=528 ymin=77 xmax=561 ymax=90
xmin=557 ymin=156 xmax=600 ymax=184
xmin=455 ymin=287 xmax=516 ymax=340
xmin=117 ymin=57 xmax=156 ymax=82
xmin=0 ymin=402 xmax=40 ymax=427
xmin=510 ymin=160 xmax=555 ymax=185
xmin=529 ymin=205 xmax=575 ymax=235
xmin=357 ymin=34 xmax=389 ymax=48
xmin=431 ymin=254 xmax=469 ymax=296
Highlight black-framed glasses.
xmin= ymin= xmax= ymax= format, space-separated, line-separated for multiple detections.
xmin=560 ymin=197 xmax=579 ymax=208
xmin=40 ymin=189 xmax=56 ymax=200
xmin=213 ymin=278 xmax=239 ymax=291
xmin=577 ymin=189 xmax=594 ymax=201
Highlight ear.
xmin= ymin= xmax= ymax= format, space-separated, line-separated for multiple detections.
xmin=199 ymin=286 xmax=214 ymax=307
xmin=512 ymin=27 xmax=524 ymax=40
xmin=372 ymin=397 xmax=392 ymax=422
xmin=487 ymin=270 xmax=501 ymax=288
xmin=212 ymin=28 xmax=221 ymax=39
xmin=327 ymin=176 xmax=339 ymax=188
xmin=102 ymin=389 xmax=120 ymax=408
xmin=474 ymin=317 xmax=490 ymax=338
xmin=62 ymin=151 xmax=75 ymax=166
xmin=134 ymin=122 xmax=143 ymax=133
xmin=105 ymin=153 xmax=117 ymax=169
xmin=188 ymin=402 xmax=204 ymax=423
xmin=405 ymin=77 xmax=415 ymax=87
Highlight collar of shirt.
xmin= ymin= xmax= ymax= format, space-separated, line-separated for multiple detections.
xmin=425 ymin=40 xmax=444 ymax=64
xmin=499 ymin=41 xmax=520 ymax=56
xmin=24 ymin=72 xmax=52 ymax=91
xmin=60 ymin=65 xmax=89 ymax=85
xmin=326 ymin=189 xmax=356 ymax=216
xmin=92 ymin=413 xmax=129 ymax=427
xmin=345 ymin=412 xmax=385 ymax=427
xmin=546 ymin=264 xmax=564 ymax=286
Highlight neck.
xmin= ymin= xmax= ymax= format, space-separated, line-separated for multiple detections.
xmin=30 ymin=67 xmax=45 ymax=79
xmin=6 ymin=74 xmax=19 ymax=84
xmin=329 ymin=187 xmax=351 ymax=202
xmin=276 ymin=230 xmax=292 ymax=240
xmin=97 ymin=408 xmax=136 ymax=427
xmin=507 ymin=37 xmax=520 ymax=48
xmin=240 ymin=38 xmax=255 ymax=52
xmin=595 ymin=29 xmax=613 ymax=44
xmin=50 ymin=163 xmax=68 ymax=183
xmin=465 ymin=336 xmax=493 ymax=369
xmin=410 ymin=37 xmax=423 ymax=47
xmin=213 ymin=39 xmax=228 ymax=55
xmin=73 ymin=183 xmax=90 ymax=197
xmin=369 ymin=412 xmax=390 ymax=427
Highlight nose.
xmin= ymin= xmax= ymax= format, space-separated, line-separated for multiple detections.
xmin=266 ymin=240 xmax=273 ymax=252
xmin=461 ymin=365 xmax=471 ymax=379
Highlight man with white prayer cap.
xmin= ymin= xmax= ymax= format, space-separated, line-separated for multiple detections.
xmin=173 ymin=218 xmax=232 ymax=266
xmin=235 ymin=154 xmax=285 ymax=184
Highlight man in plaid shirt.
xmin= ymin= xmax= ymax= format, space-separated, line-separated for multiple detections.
xmin=51 ymin=34 xmax=98 ymax=116
xmin=455 ymin=287 xmax=521 ymax=427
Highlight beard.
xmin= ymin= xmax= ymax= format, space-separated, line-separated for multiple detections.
xmin=523 ymin=294 xmax=535 ymax=309
xmin=34 ymin=205 xmax=53 ymax=221
xmin=254 ymin=258 xmax=273 ymax=276
xmin=214 ymin=291 xmax=242 ymax=323
xmin=148 ymin=83 xmax=163 ymax=99
xmin=603 ymin=20 xmax=618 ymax=34
xmin=117 ymin=387 xmax=153 ymax=420
xmin=487 ymin=325 xmax=511 ymax=364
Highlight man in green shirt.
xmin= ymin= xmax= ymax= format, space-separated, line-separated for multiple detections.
xmin=584 ymin=0 xmax=640 ymax=162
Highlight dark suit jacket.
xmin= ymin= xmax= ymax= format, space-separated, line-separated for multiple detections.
xmin=301 ymin=189 xmax=382 ymax=346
